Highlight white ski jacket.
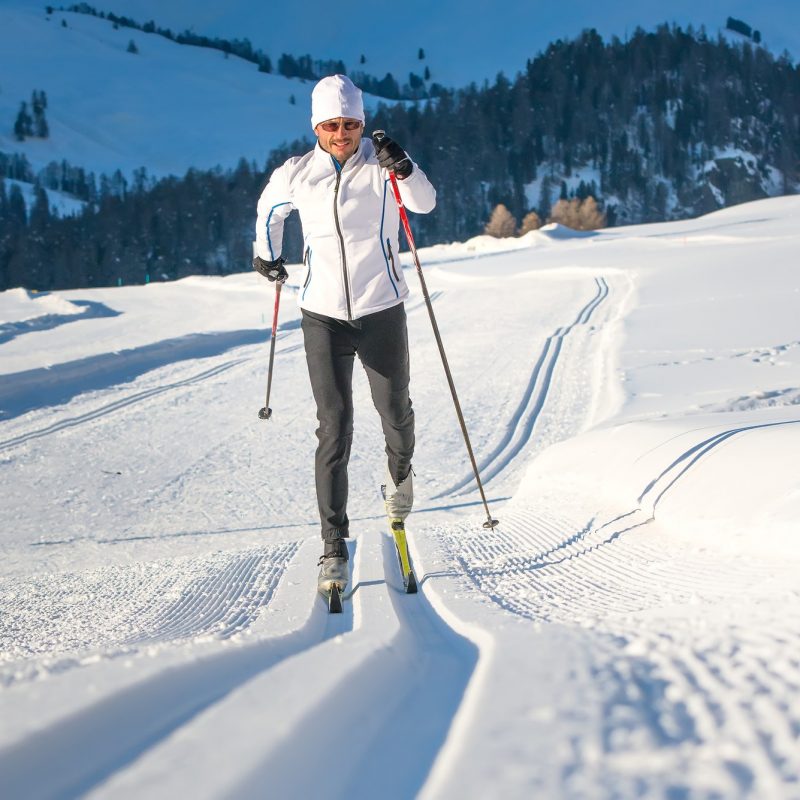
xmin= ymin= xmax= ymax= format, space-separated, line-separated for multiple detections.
xmin=255 ymin=139 xmax=436 ymax=320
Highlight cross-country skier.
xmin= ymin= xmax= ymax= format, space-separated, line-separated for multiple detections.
xmin=253 ymin=74 xmax=436 ymax=599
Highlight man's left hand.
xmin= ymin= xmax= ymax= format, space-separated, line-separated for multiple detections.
xmin=375 ymin=136 xmax=413 ymax=180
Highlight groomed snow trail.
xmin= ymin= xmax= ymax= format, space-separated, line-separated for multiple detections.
xmin=418 ymin=496 xmax=800 ymax=797
xmin=2 ymin=200 xmax=800 ymax=798
xmin=83 ymin=533 xmax=476 ymax=799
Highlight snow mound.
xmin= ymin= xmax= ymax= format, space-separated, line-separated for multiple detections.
xmin=0 ymin=288 xmax=85 ymax=323
xmin=534 ymin=222 xmax=598 ymax=240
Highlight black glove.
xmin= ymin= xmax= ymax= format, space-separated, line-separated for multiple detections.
xmin=374 ymin=135 xmax=413 ymax=180
xmin=253 ymin=255 xmax=288 ymax=283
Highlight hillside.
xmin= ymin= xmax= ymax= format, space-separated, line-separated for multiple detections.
xmin=2 ymin=1 xmax=799 ymax=180
xmin=3 ymin=22 xmax=799 ymax=292
xmin=0 ymin=3 xmax=345 ymax=178
xmin=6 ymin=0 xmax=800 ymax=88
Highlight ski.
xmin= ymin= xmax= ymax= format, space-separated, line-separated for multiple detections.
xmin=328 ymin=584 xmax=343 ymax=613
xmin=390 ymin=519 xmax=418 ymax=594
xmin=319 ymin=583 xmax=343 ymax=613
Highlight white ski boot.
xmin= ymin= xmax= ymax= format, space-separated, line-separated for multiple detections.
xmin=382 ymin=464 xmax=414 ymax=521
xmin=317 ymin=539 xmax=350 ymax=596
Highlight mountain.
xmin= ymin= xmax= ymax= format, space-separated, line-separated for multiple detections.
xmin=0 ymin=3 xmax=332 ymax=178
xmin=4 ymin=23 xmax=798 ymax=291
xmin=1 ymin=1 xmax=799 ymax=180
xmin=2 ymin=3 xmax=799 ymax=291
xmin=5 ymin=0 xmax=800 ymax=88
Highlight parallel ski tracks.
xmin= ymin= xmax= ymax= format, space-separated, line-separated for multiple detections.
xmin=439 ymin=277 xmax=609 ymax=496
xmin=0 ymin=326 xmax=307 ymax=453
xmin=440 ymin=506 xmax=800 ymax=793
xmin=0 ymin=540 xmax=336 ymax=798
xmin=0 ymin=358 xmax=247 ymax=452
xmin=0 ymin=535 xmax=477 ymax=799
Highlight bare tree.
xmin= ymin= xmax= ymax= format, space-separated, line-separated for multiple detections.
xmin=484 ymin=204 xmax=517 ymax=238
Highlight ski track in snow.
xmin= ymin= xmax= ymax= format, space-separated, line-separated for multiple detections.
xmin=0 ymin=358 xmax=248 ymax=452
xmin=437 ymin=276 xmax=610 ymax=496
xmin=0 ymin=534 xmax=477 ymax=800
xmin=0 ymin=542 xmax=300 ymax=685
xmin=87 ymin=532 xmax=477 ymax=800
xmin=435 ymin=506 xmax=800 ymax=795
xmin=637 ymin=417 xmax=800 ymax=512
xmin=3 ymin=205 xmax=800 ymax=798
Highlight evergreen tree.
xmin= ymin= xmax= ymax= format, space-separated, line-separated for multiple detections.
xmin=29 ymin=186 xmax=51 ymax=230
xmin=13 ymin=102 xmax=33 ymax=141
xmin=31 ymin=91 xmax=49 ymax=138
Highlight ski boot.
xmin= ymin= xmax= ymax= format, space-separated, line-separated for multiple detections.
xmin=382 ymin=464 xmax=413 ymax=522
xmin=317 ymin=538 xmax=349 ymax=612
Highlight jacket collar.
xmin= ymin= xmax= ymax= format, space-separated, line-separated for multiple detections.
xmin=312 ymin=138 xmax=374 ymax=175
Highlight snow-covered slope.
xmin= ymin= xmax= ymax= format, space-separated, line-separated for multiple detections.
xmin=6 ymin=0 xmax=799 ymax=89
xmin=0 ymin=4 xmax=324 ymax=178
xmin=0 ymin=196 xmax=799 ymax=797
xmin=2 ymin=1 xmax=799 ymax=183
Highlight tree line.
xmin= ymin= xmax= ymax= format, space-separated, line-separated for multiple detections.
xmin=58 ymin=3 xmax=439 ymax=100
xmin=2 ymin=24 xmax=798 ymax=291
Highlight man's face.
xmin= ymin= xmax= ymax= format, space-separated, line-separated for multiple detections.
xmin=315 ymin=117 xmax=363 ymax=164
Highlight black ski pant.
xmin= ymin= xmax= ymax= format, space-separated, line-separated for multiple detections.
xmin=301 ymin=302 xmax=414 ymax=542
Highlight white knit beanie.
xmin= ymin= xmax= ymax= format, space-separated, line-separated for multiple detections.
xmin=311 ymin=74 xmax=365 ymax=129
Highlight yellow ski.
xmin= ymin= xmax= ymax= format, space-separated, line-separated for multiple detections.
xmin=390 ymin=519 xmax=418 ymax=594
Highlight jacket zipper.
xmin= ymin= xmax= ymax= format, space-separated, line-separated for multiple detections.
xmin=386 ymin=238 xmax=401 ymax=282
xmin=333 ymin=169 xmax=353 ymax=320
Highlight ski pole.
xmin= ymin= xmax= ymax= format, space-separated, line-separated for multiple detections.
xmin=373 ymin=130 xmax=498 ymax=530
xmin=258 ymin=280 xmax=282 ymax=420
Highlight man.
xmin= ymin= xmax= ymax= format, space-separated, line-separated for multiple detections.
xmin=253 ymin=74 xmax=436 ymax=596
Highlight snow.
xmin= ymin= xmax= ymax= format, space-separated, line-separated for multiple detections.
xmin=5 ymin=0 xmax=799 ymax=91
xmin=524 ymin=165 xmax=604 ymax=211
xmin=3 ymin=179 xmax=87 ymax=219
xmin=1 ymin=195 xmax=800 ymax=796
xmin=3 ymin=1 xmax=800 ymax=187
xmin=0 ymin=4 xmax=385 ymax=180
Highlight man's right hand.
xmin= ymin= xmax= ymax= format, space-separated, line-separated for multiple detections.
xmin=253 ymin=256 xmax=288 ymax=283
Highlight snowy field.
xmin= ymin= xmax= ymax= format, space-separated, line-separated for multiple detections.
xmin=0 ymin=195 xmax=799 ymax=798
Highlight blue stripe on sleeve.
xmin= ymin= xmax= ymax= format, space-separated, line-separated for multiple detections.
xmin=266 ymin=202 xmax=292 ymax=260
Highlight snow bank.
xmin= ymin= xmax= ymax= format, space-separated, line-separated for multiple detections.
xmin=516 ymin=409 xmax=800 ymax=558
xmin=0 ymin=287 xmax=85 ymax=323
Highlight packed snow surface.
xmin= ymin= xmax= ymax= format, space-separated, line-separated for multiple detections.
xmin=1 ymin=196 xmax=799 ymax=797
